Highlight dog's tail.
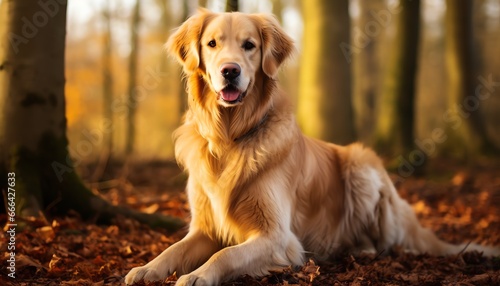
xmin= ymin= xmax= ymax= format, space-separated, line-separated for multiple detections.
xmin=382 ymin=176 xmax=500 ymax=257
xmin=397 ymin=208 xmax=500 ymax=256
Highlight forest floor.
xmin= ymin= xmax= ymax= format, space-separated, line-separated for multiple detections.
xmin=1 ymin=159 xmax=500 ymax=285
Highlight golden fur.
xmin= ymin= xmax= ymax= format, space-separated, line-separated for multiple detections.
xmin=126 ymin=10 xmax=499 ymax=286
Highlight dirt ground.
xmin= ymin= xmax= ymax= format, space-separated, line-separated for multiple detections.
xmin=1 ymin=160 xmax=499 ymax=285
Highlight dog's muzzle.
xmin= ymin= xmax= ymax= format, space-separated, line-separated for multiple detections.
xmin=217 ymin=62 xmax=246 ymax=105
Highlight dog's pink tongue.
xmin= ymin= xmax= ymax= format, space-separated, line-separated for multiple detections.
xmin=221 ymin=89 xmax=240 ymax=102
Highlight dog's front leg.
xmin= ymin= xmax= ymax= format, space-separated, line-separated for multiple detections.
xmin=125 ymin=230 xmax=220 ymax=285
xmin=176 ymin=234 xmax=303 ymax=286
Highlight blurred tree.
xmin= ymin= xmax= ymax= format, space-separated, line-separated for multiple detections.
xmin=125 ymin=0 xmax=141 ymax=156
xmin=0 ymin=0 xmax=8 ymax=209
xmin=92 ymin=2 xmax=114 ymax=181
xmin=156 ymin=0 xmax=171 ymax=51
xmin=0 ymin=0 xmax=5 ymax=45
xmin=156 ymin=0 xmax=171 ymax=29
xmin=271 ymin=0 xmax=283 ymax=23
xmin=373 ymin=0 xmax=420 ymax=155
xmin=155 ymin=0 xmax=172 ymax=100
xmin=226 ymin=0 xmax=238 ymax=12
xmin=176 ymin=0 xmax=205 ymax=124
xmin=0 ymin=0 xmax=183 ymax=230
xmin=176 ymin=0 xmax=191 ymax=124
xmin=352 ymin=0 xmax=382 ymax=143
xmin=199 ymin=0 xmax=208 ymax=8
xmin=298 ymin=0 xmax=356 ymax=144
xmin=473 ymin=0 xmax=500 ymax=147
xmin=442 ymin=0 xmax=497 ymax=158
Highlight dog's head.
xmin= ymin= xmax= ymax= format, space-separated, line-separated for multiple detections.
xmin=167 ymin=10 xmax=294 ymax=107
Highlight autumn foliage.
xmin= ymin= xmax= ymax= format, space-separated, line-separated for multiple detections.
xmin=1 ymin=161 xmax=499 ymax=285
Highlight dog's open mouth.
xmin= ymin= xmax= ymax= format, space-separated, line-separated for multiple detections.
xmin=218 ymin=85 xmax=246 ymax=104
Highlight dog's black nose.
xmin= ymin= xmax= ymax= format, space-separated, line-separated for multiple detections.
xmin=220 ymin=63 xmax=241 ymax=80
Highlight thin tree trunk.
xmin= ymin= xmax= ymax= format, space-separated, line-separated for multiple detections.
xmin=178 ymin=0 xmax=190 ymax=124
xmin=125 ymin=0 xmax=141 ymax=156
xmin=373 ymin=0 xmax=420 ymax=155
xmin=155 ymin=0 xmax=172 ymax=100
xmin=93 ymin=4 xmax=114 ymax=181
xmin=199 ymin=0 xmax=208 ymax=8
xmin=352 ymin=0 xmax=382 ymax=143
xmin=271 ymin=0 xmax=283 ymax=23
xmin=441 ymin=0 xmax=496 ymax=158
xmin=298 ymin=0 xmax=356 ymax=144
xmin=225 ymin=0 xmax=238 ymax=12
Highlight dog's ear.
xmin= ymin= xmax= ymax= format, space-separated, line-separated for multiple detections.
xmin=251 ymin=14 xmax=295 ymax=79
xmin=166 ymin=9 xmax=214 ymax=74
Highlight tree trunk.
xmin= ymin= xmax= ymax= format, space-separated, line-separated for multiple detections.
xmin=298 ymin=0 xmax=356 ymax=144
xmin=0 ymin=0 xmax=10 ymax=214
xmin=1 ymin=0 xmax=69 ymax=216
xmin=125 ymin=0 xmax=141 ymax=156
xmin=225 ymin=0 xmax=238 ymax=12
xmin=0 ymin=0 xmax=184 ymax=231
xmin=271 ymin=0 xmax=283 ymax=23
xmin=155 ymin=0 xmax=173 ymax=106
xmin=352 ymin=0 xmax=382 ymax=143
xmin=92 ymin=3 xmax=114 ymax=181
xmin=441 ymin=0 xmax=496 ymax=159
xmin=177 ymin=0 xmax=191 ymax=125
xmin=199 ymin=0 xmax=208 ymax=8
xmin=373 ymin=0 xmax=420 ymax=156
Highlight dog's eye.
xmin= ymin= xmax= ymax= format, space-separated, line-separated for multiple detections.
xmin=242 ymin=41 xmax=255 ymax=51
xmin=208 ymin=40 xmax=217 ymax=48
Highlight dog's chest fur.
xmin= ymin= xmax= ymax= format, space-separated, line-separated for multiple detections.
xmin=182 ymin=139 xmax=265 ymax=243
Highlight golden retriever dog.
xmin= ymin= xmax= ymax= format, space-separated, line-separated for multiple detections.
xmin=126 ymin=10 xmax=499 ymax=286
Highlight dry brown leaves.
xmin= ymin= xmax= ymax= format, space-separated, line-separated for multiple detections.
xmin=1 ymin=161 xmax=499 ymax=285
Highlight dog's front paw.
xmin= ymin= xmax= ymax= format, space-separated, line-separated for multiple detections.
xmin=176 ymin=273 xmax=211 ymax=286
xmin=125 ymin=265 xmax=166 ymax=285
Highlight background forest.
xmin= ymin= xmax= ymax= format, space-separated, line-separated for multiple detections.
xmin=61 ymin=0 xmax=500 ymax=167
xmin=1 ymin=0 xmax=500 ymax=285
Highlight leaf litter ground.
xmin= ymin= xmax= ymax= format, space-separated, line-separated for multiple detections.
xmin=1 ymin=160 xmax=499 ymax=285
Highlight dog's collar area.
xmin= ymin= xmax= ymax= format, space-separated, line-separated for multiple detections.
xmin=234 ymin=112 xmax=268 ymax=142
